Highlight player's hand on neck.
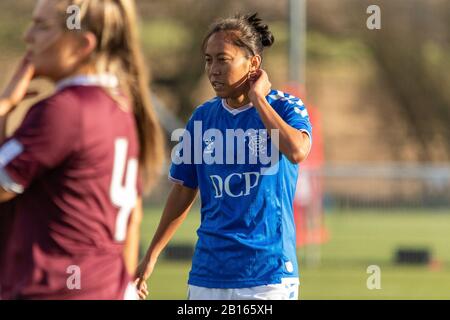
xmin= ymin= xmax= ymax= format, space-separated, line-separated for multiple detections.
xmin=0 ymin=54 xmax=35 ymax=117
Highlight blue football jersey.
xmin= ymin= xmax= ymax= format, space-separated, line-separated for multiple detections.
xmin=169 ymin=90 xmax=312 ymax=288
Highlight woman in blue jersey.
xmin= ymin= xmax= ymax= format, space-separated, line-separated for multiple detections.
xmin=136 ymin=13 xmax=312 ymax=300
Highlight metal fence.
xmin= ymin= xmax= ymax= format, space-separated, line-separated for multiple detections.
xmin=321 ymin=164 xmax=450 ymax=210
xmin=145 ymin=163 xmax=450 ymax=210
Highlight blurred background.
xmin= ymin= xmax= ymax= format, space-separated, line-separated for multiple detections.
xmin=1 ymin=0 xmax=449 ymax=299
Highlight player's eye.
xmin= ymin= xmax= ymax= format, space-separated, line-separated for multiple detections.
xmin=34 ymin=21 xmax=52 ymax=30
xmin=35 ymin=18 xmax=59 ymax=31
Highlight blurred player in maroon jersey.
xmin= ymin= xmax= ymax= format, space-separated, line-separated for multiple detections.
xmin=0 ymin=0 xmax=164 ymax=299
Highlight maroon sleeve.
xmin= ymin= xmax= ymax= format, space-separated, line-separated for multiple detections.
xmin=2 ymin=95 xmax=80 ymax=191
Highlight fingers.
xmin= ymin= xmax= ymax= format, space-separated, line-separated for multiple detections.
xmin=137 ymin=287 xmax=149 ymax=300
xmin=137 ymin=279 xmax=147 ymax=290
xmin=14 ymin=55 xmax=35 ymax=80
xmin=140 ymin=280 xmax=148 ymax=292
xmin=3 ymin=55 xmax=36 ymax=107
xmin=139 ymin=284 xmax=149 ymax=300
xmin=248 ymin=70 xmax=259 ymax=82
xmin=18 ymin=61 xmax=35 ymax=83
xmin=248 ymin=74 xmax=257 ymax=83
xmin=248 ymin=69 xmax=266 ymax=84
xmin=134 ymin=278 xmax=149 ymax=300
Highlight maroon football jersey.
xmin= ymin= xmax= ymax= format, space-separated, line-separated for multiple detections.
xmin=0 ymin=199 xmax=16 ymax=291
xmin=0 ymin=86 xmax=141 ymax=299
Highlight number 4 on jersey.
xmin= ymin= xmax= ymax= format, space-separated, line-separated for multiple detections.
xmin=110 ymin=138 xmax=138 ymax=242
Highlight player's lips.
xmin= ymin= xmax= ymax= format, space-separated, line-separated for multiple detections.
xmin=26 ymin=49 xmax=36 ymax=58
xmin=211 ymin=81 xmax=225 ymax=90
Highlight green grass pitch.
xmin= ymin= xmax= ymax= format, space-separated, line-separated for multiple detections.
xmin=139 ymin=207 xmax=450 ymax=300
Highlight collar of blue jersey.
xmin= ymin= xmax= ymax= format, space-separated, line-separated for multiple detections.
xmin=55 ymin=73 xmax=119 ymax=92
xmin=221 ymin=99 xmax=254 ymax=115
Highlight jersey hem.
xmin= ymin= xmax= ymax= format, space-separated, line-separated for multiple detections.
xmin=188 ymin=275 xmax=300 ymax=289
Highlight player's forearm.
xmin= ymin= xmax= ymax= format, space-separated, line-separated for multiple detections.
xmin=0 ymin=117 xmax=7 ymax=144
xmin=252 ymin=95 xmax=310 ymax=164
xmin=143 ymin=184 xmax=198 ymax=266
xmin=0 ymin=188 xmax=16 ymax=203
xmin=0 ymin=98 xmax=11 ymax=116
xmin=0 ymin=100 xmax=10 ymax=143
xmin=123 ymin=198 xmax=143 ymax=275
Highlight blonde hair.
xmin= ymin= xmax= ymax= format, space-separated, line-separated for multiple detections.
xmin=57 ymin=0 xmax=165 ymax=192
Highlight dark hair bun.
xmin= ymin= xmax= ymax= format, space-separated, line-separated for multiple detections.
xmin=245 ymin=13 xmax=275 ymax=48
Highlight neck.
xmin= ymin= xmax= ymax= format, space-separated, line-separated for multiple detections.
xmin=53 ymin=64 xmax=98 ymax=83
xmin=226 ymin=94 xmax=251 ymax=109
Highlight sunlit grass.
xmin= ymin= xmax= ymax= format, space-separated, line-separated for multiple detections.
xmin=141 ymin=208 xmax=450 ymax=300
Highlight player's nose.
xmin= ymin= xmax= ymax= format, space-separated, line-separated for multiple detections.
xmin=209 ymin=63 xmax=221 ymax=76
xmin=23 ymin=25 xmax=34 ymax=44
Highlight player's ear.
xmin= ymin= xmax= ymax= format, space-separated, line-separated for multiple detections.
xmin=250 ymin=55 xmax=262 ymax=72
xmin=77 ymin=31 xmax=98 ymax=61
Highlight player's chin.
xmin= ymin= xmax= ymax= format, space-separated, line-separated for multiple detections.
xmin=29 ymin=59 xmax=48 ymax=78
xmin=213 ymin=88 xmax=230 ymax=98
xmin=31 ymin=66 xmax=44 ymax=79
xmin=34 ymin=65 xmax=62 ymax=82
xmin=34 ymin=68 xmax=54 ymax=81
xmin=30 ymin=56 xmax=59 ymax=79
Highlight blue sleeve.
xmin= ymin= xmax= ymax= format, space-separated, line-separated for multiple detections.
xmin=168 ymin=113 xmax=199 ymax=189
xmin=280 ymin=98 xmax=313 ymax=143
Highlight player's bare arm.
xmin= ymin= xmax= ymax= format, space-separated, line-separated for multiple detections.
xmin=248 ymin=69 xmax=311 ymax=164
xmin=0 ymin=55 xmax=35 ymax=143
xmin=0 ymin=56 xmax=35 ymax=203
xmin=135 ymin=183 xmax=198 ymax=299
xmin=0 ymin=113 xmax=8 ymax=148
xmin=0 ymin=188 xmax=16 ymax=203
xmin=123 ymin=197 xmax=143 ymax=276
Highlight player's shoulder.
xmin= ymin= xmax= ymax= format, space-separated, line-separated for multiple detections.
xmin=267 ymin=89 xmax=305 ymax=108
xmin=34 ymin=86 xmax=120 ymax=120
xmin=22 ymin=87 xmax=106 ymax=133
xmin=190 ymin=96 xmax=222 ymax=120
xmin=25 ymin=88 xmax=81 ymax=122
xmin=31 ymin=86 xmax=96 ymax=113
xmin=266 ymin=89 xmax=309 ymax=119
